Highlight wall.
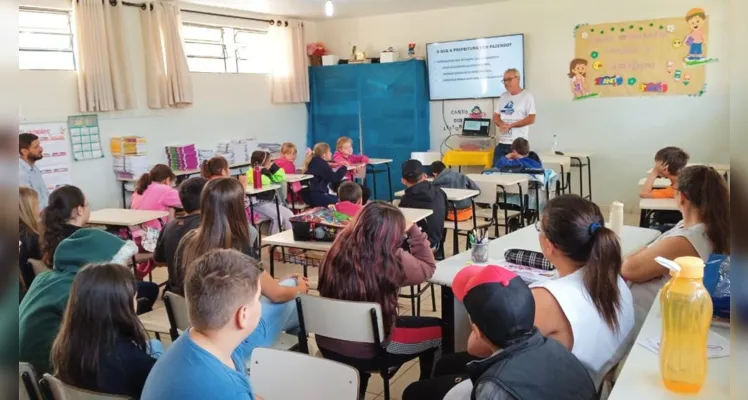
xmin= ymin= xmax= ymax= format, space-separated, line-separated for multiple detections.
xmin=316 ymin=0 xmax=730 ymax=208
xmin=19 ymin=0 xmax=317 ymax=209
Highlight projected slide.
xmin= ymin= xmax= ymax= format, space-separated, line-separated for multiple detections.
xmin=427 ymin=34 xmax=525 ymax=101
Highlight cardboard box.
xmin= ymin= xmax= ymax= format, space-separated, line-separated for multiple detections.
xmin=322 ymin=55 xmax=339 ymax=66
xmin=380 ymin=51 xmax=398 ymax=63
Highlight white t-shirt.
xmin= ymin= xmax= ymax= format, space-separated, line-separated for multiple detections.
xmin=629 ymin=221 xmax=712 ymax=333
xmin=494 ymin=90 xmax=537 ymax=145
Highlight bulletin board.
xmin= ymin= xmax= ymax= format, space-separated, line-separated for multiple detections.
xmin=68 ymin=114 xmax=104 ymax=161
xmin=570 ymin=8 xmax=716 ymax=100
xmin=19 ymin=123 xmax=74 ymax=191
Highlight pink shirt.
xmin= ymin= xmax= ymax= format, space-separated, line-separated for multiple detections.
xmin=332 ymin=201 xmax=362 ymax=217
xmin=131 ymin=182 xmax=181 ymax=230
xmin=333 ymin=151 xmax=370 ymax=181
xmin=274 ymin=158 xmax=302 ymax=200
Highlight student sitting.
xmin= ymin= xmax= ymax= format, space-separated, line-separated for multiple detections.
xmin=275 ymin=142 xmax=303 ymax=205
xmin=246 ymin=150 xmax=295 ymax=235
xmin=332 ymin=136 xmax=371 ymax=203
xmin=141 ymin=249 xmax=264 ymax=400
xmin=131 ymin=164 xmax=181 ymax=229
xmin=175 ymin=178 xmax=308 ymax=357
xmin=19 ymin=229 xmax=138 ymax=374
xmin=530 ymin=195 xmax=635 ymax=388
xmin=403 ymin=265 xmax=597 ymax=400
xmin=639 ymin=146 xmax=689 ymax=231
xmin=40 ymin=185 xmax=90 ymax=267
xmin=399 ymin=159 xmax=447 ymax=251
xmin=200 ymin=156 xmax=259 ymax=247
xmin=303 ymin=142 xmax=347 ymax=207
xmin=430 ymin=161 xmax=479 ymax=222
xmin=494 ymin=137 xmax=542 ymax=171
xmin=153 ymin=177 xmax=207 ymax=296
xmin=51 ymin=263 xmax=162 ymax=398
xmin=19 ymin=186 xmax=43 ymax=295
xmin=331 ymin=181 xmax=363 ymax=217
xmin=624 ymin=165 xmax=729 ymax=331
xmin=317 ymin=202 xmax=439 ymax=397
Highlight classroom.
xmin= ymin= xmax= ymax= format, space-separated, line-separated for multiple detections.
xmin=17 ymin=0 xmax=734 ymax=399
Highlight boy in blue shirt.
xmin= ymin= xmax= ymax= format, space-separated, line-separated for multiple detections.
xmin=494 ymin=138 xmax=542 ymax=171
xmin=141 ymin=249 xmax=264 ymax=400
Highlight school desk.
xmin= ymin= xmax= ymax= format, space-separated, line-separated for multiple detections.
xmin=430 ymin=224 xmax=661 ymax=354
xmin=285 ymin=174 xmax=313 ymax=213
xmin=538 ymin=154 xmax=572 ymax=194
xmin=246 ymin=184 xmax=284 ymax=248
xmin=638 ymin=177 xmax=672 ymax=188
xmin=638 ymin=198 xmax=680 ymax=227
xmin=466 ymin=173 xmax=529 ymax=236
xmin=365 ymin=158 xmax=394 ymax=201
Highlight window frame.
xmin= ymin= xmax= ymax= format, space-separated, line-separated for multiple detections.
xmin=18 ymin=6 xmax=76 ymax=71
xmin=182 ymin=22 xmax=269 ymax=75
xmin=182 ymin=22 xmax=229 ymax=74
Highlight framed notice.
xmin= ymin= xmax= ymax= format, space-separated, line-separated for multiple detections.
xmin=68 ymin=114 xmax=104 ymax=161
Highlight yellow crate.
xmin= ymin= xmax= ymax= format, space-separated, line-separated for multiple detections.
xmin=442 ymin=149 xmax=494 ymax=169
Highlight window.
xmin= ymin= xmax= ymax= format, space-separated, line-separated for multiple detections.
xmin=183 ymin=23 xmax=270 ymax=74
xmin=19 ymin=8 xmax=75 ymax=70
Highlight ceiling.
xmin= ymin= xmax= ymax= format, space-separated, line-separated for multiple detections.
xmin=182 ymin=0 xmax=508 ymax=20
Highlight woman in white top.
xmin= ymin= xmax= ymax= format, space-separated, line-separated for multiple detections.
xmin=531 ymin=195 xmax=635 ymax=388
xmin=623 ymin=165 xmax=730 ymax=330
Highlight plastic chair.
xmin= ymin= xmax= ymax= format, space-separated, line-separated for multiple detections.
xmin=40 ymin=374 xmax=131 ymax=400
xmin=249 ymin=348 xmax=359 ymax=400
xmin=163 ymin=291 xmax=190 ymax=341
xmin=19 ymin=362 xmax=42 ymax=400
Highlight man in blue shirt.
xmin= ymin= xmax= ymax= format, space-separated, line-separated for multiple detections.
xmin=141 ymin=249 xmax=264 ymax=400
xmin=19 ymin=133 xmax=49 ymax=209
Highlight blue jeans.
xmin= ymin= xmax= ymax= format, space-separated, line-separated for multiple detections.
xmin=240 ymin=278 xmax=299 ymax=360
xmin=491 ymin=143 xmax=512 ymax=168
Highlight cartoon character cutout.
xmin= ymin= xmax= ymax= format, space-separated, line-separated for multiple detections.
xmin=567 ymin=58 xmax=590 ymax=98
xmin=469 ymin=106 xmax=485 ymax=119
xmin=685 ymin=8 xmax=706 ymax=61
xmin=408 ymin=43 xmax=416 ymax=58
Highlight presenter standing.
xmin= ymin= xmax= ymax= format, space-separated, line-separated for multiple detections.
xmin=492 ymin=68 xmax=536 ymax=167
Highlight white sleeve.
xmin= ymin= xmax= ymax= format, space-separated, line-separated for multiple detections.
xmin=526 ymin=92 xmax=537 ymax=115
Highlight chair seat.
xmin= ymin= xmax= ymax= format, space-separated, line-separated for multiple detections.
xmin=475 ymin=208 xmax=522 ymax=221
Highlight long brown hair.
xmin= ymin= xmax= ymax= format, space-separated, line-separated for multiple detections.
xmin=201 ymin=156 xmax=229 ymax=179
xmin=19 ymin=186 xmax=41 ymax=235
xmin=41 ymin=185 xmax=86 ymax=265
xmin=567 ymin=58 xmax=588 ymax=78
xmin=178 ymin=178 xmax=251 ymax=272
xmin=318 ymin=201 xmax=408 ymax=332
xmin=542 ymin=195 xmax=622 ymax=331
xmin=303 ymin=142 xmax=330 ymax=172
xmin=135 ymin=164 xmax=175 ymax=195
xmin=51 ymin=263 xmax=149 ymax=388
xmin=678 ymin=165 xmax=730 ymax=254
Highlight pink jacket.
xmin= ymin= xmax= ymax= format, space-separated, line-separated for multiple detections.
xmin=274 ymin=158 xmax=302 ymax=203
xmin=130 ymin=182 xmax=181 ymax=230
xmin=333 ymin=151 xmax=370 ymax=181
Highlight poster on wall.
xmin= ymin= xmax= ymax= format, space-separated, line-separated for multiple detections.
xmin=570 ymin=7 xmax=716 ymax=100
xmin=439 ymin=99 xmax=495 ymax=135
xmin=68 ymin=114 xmax=105 ymax=161
xmin=19 ymin=122 xmax=74 ymax=192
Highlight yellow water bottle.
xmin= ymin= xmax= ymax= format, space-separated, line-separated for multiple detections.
xmin=657 ymin=256 xmax=713 ymax=394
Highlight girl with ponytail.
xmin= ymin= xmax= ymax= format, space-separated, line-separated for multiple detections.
xmin=303 ymin=142 xmax=347 ymax=207
xmin=131 ymin=164 xmax=180 ymax=229
xmin=41 ymin=185 xmax=89 ymax=266
xmin=531 ymin=195 xmax=634 ymax=388
xmin=623 ymin=165 xmax=729 ymax=329
xmin=200 ymin=156 xmax=248 ymax=190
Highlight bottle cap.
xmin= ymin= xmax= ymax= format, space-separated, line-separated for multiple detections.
xmin=674 ymin=256 xmax=705 ymax=279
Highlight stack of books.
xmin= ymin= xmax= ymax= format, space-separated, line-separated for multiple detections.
xmin=111 ymin=136 xmax=149 ymax=179
xmin=165 ymin=144 xmax=199 ymax=171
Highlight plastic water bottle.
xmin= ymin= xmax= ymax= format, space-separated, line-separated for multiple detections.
xmin=656 ymin=256 xmax=713 ymax=394
xmin=551 ymin=134 xmax=559 ymax=154
xmin=608 ymin=201 xmax=624 ymax=237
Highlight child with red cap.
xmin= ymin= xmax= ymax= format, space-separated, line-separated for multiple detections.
xmin=404 ymin=265 xmax=596 ymax=400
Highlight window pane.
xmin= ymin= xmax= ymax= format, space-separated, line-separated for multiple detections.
xmin=19 ymin=51 xmax=75 ymax=70
xmin=182 ymin=25 xmax=223 ymax=43
xmin=187 ymin=57 xmax=226 ymax=73
xmin=237 ymin=58 xmax=270 ymax=74
xmin=184 ymin=42 xmax=225 ymax=58
xmin=19 ymin=32 xmax=72 ymax=51
xmin=234 ymin=30 xmax=266 ymax=45
xmin=19 ymin=10 xmax=70 ymax=33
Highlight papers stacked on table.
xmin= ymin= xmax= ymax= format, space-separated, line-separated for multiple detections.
xmin=111 ymin=137 xmax=149 ymax=179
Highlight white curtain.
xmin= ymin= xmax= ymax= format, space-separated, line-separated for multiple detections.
xmin=269 ymin=21 xmax=309 ymax=104
xmin=72 ymin=0 xmax=133 ymax=112
xmin=140 ymin=0 xmax=193 ymax=109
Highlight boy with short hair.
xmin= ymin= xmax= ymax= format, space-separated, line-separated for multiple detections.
xmin=141 ymin=249 xmax=264 ymax=400
xmin=430 ymin=161 xmax=479 ymax=221
xmin=640 ymin=146 xmax=689 ymax=199
xmin=399 ymin=159 xmax=447 ymax=250
xmin=494 ymin=137 xmax=542 ymax=171
xmin=153 ymin=177 xmax=208 ymax=295
xmin=403 ymin=265 xmax=596 ymax=400
xmin=332 ymin=181 xmax=363 ymax=217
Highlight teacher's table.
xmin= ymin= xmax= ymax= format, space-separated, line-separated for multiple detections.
xmin=538 ymin=154 xmax=572 ymax=194
xmin=466 ymin=174 xmax=529 ymax=236
xmin=609 ymin=292 xmax=729 ymax=399
xmin=431 ymin=225 xmax=661 ymax=354
xmin=639 ymin=198 xmax=679 ymax=227
xmin=365 ymin=158 xmax=394 ymax=201
xmin=261 ymin=207 xmax=434 ymax=277
xmin=442 ymin=149 xmax=494 ymax=170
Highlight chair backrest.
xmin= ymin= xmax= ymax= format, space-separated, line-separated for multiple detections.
xmin=163 ymin=291 xmax=190 ymax=340
xmin=296 ymin=294 xmax=384 ymax=343
xmin=40 ymin=374 xmax=131 ymax=400
xmin=471 ymin=180 xmax=500 ymax=206
xmin=19 ymin=362 xmax=42 ymax=400
xmin=249 ymin=348 xmax=359 ymax=400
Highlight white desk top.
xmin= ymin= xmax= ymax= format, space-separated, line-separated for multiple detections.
xmin=138 ymin=306 xmax=170 ymax=334
xmin=429 ymin=225 xmax=661 ymax=286
xmin=262 ymin=230 xmax=334 ymax=252
xmin=639 ymin=178 xmax=672 ymax=188
xmin=399 ymin=207 xmax=433 ymax=223
xmin=88 ymin=209 xmax=169 ymax=227
xmin=609 ymin=293 xmax=729 ymax=400
xmin=538 ymin=154 xmax=571 ymax=170
xmin=466 ymin=173 xmax=529 ymax=186
xmin=116 ymin=162 xmax=252 ymax=182
xmin=246 ymin=184 xmax=282 ymax=196
xmin=639 ymin=198 xmax=679 ymax=211
xmin=285 ymin=174 xmax=313 ymax=183
xmin=562 ymin=151 xmax=593 ymax=158
xmin=647 ymin=163 xmax=729 ymax=175
xmin=367 ymin=158 xmax=393 ymax=165
xmin=394 ymin=187 xmax=480 ymax=201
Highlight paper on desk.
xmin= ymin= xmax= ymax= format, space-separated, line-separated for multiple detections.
xmin=637 ymin=331 xmax=730 ymax=359
xmin=471 ymin=260 xmax=557 ymax=285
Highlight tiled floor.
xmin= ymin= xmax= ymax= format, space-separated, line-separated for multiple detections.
xmin=145 ymin=211 xmax=641 ymax=400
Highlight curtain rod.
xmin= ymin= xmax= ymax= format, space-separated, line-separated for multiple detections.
xmin=115 ymin=0 xmax=289 ymax=25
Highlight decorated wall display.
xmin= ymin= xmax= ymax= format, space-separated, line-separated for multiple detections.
xmin=571 ymin=8 xmax=716 ymax=100
xmin=68 ymin=114 xmax=104 ymax=161
xmin=440 ymin=99 xmax=495 ymax=135
xmin=19 ymin=122 xmax=74 ymax=191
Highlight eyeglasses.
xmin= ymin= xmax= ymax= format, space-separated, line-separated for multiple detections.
xmin=502 ymin=76 xmax=518 ymax=83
